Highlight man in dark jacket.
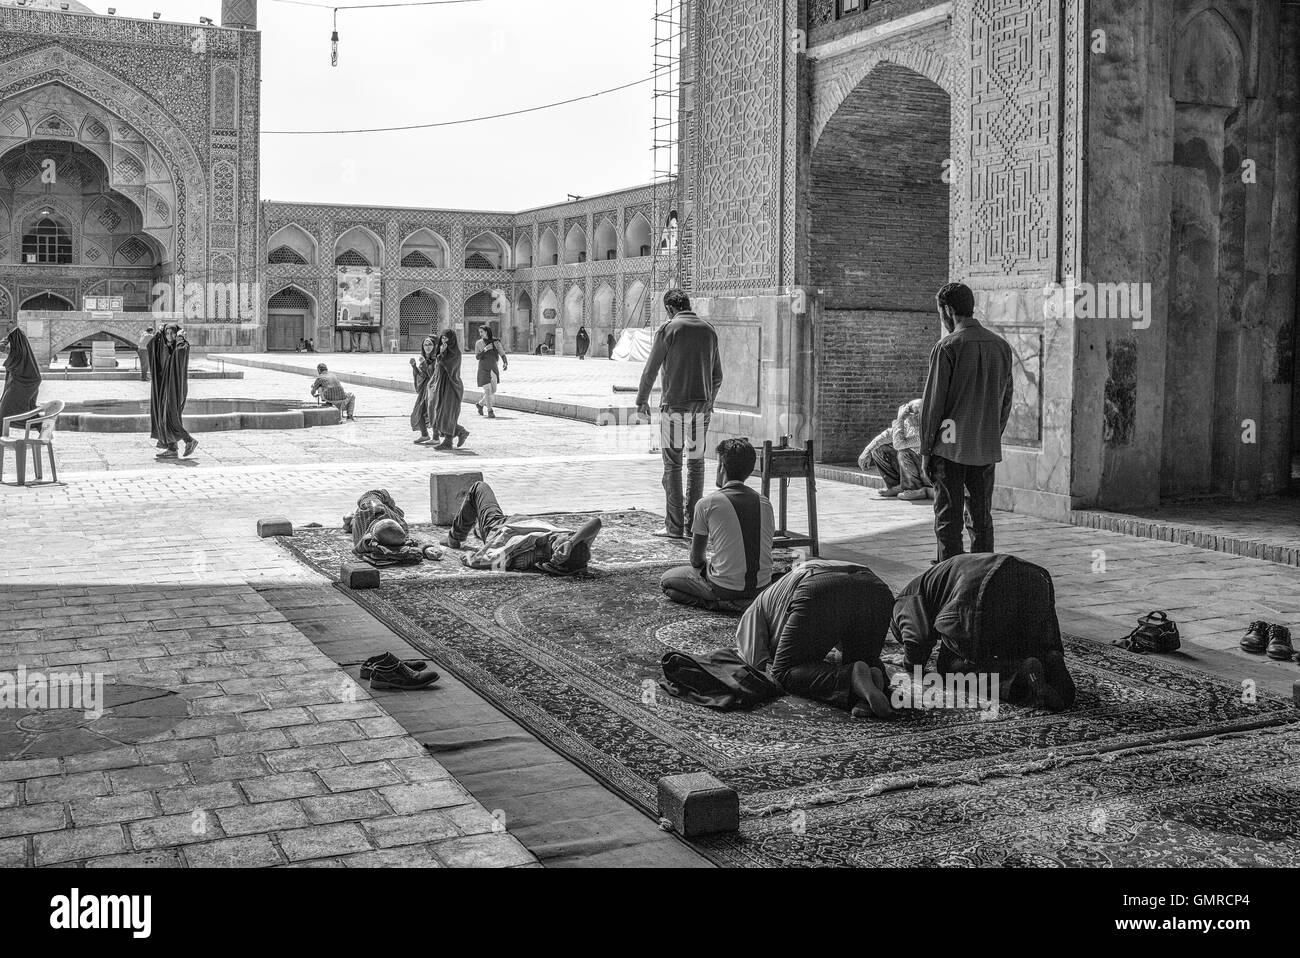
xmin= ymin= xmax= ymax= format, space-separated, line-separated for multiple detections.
xmin=636 ymin=289 xmax=724 ymax=539
xmin=890 ymin=553 xmax=1076 ymax=711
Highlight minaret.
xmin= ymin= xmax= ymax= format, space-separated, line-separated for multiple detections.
xmin=221 ymin=0 xmax=256 ymax=29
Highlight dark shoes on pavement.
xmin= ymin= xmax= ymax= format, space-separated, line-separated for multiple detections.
xmin=361 ymin=652 xmax=440 ymax=690
xmin=1241 ymin=621 xmax=1295 ymax=661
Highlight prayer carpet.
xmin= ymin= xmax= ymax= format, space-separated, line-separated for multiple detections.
xmin=279 ymin=512 xmax=1300 ymax=867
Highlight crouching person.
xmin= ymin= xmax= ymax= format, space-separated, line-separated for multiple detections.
xmin=736 ymin=560 xmax=895 ymax=718
xmin=442 ymin=479 xmax=602 ymax=576
xmin=660 ymin=438 xmax=775 ymax=613
xmin=311 ymin=363 xmax=356 ymax=421
xmin=890 ymin=553 xmax=1076 ymax=712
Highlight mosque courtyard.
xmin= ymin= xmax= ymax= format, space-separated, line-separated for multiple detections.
xmin=2 ymin=359 xmax=1298 ymax=868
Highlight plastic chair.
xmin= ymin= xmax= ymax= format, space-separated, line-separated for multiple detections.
xmin=0 ymin=399 xmax=64 ymax=485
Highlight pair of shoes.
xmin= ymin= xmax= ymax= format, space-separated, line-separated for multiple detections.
xmin=361 ymin=652 xmax=440 ymax=689
xmin=476 ymin=403 xmax=484 ymax=416
xmin=1242 ymin=621 xmax=1295 ymax=660
xmin=414 ymin=435 xmax=431 ymax=445
xmin=183 ymin=439 xmax=198 ymax=457
xmin=433 ymin=438 xmax=453 ymax=450
xmin=487 ymin=410 xmax=496 ymax=419
xmin=877 ymin=486 xmax=901 ymax=499
xmin=898 ymin=488 xmax=928 ymax=500
xmin=455 ymin=427 xmax=469 ymax=448
xmin=651 ymin=527 xmax=685 ymax=539
xmin=346 ymin=416 xmax=355 ymax=421
xmin=155 ymin=449 xmax=178 ymax=460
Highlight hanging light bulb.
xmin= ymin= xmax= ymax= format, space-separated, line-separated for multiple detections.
xmin=330 ymin=9 xmax=339 ymax=67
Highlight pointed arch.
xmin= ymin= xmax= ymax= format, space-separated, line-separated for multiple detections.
xmin=399 ymin=287 xmax=447 ymax=351
xmin=400 ymin=227 xmax=449 ymax=268
xmin=464 ymin=230 xmax=509 ymax=269
xmin=563 ymin=223 xmax=588 ymax=264
xmin=594 ymin=217 xmax=618 ymax=260
xmin=537 ymin=227 xmax=559 ymax=266
xmin=625 ymin=213 xmax=652 ymax=258
xmin=268 ymin=223 xmax=318 ymax=265
xmin=266 ymin=283 xmax=318 ymax=351
xmin=514 ymin=231 xmax=534 ymax=268
xmin=334 ymin=224 xmax=383 ymax=266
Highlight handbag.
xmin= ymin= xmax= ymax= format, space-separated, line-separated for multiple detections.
xmin=1123 ymin=610 xmax=1181 ymax=654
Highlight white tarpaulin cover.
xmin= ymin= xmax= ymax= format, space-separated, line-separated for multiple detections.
xmin=611 ymin=327 xmax=655 ymax=362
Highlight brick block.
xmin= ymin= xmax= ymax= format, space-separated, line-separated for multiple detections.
xmin=257 ymin=517 xmax=293 ymax=538
xmin=340 ymin=560 xmax=380 ymax=590
xmin=656 ymin=772 xmax=739 ymax=837
xmin=429 ymin=472 xmax=484 ymax=525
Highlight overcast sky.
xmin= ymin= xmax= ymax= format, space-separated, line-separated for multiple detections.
xmin=92 ymin=0 xmax=658 ymax=211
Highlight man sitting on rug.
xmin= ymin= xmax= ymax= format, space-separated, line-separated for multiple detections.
xmin=736 ymin=560 xmax=895 ymax=718
xmin=890 ymin=553 xmax=1077 ymax=712
xmin=441 ymin=480 xmax=602 ymax=576
xmin=660 ymin=438 xmax=775 ymax=613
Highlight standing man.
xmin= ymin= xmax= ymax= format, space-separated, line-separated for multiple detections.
xmin=636 ymin=289 xmax=723 ymax=539
xmin=310 ymin=363 xmax=356 ymax=421
xmin=920 ymin=282 xmax=1013 ymax=561
xmin=606 ymin=331 xmax=616 ymax=360
xmin=136 ymin=326 xmax=153 ymax=382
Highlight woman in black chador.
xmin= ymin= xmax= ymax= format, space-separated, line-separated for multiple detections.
xmin=428 ymin=329 xmax=469 ymax=450
xmin=0 ymin=324 xmax=42 ymax=429
xmin=575 ymin=325 xmax=590 ymax=360
xmin=152 ymin=324 xmax=197 ymax=460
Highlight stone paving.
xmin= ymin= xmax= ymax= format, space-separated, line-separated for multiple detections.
xmin=2 ymin=365 xmax=1299 ymax=867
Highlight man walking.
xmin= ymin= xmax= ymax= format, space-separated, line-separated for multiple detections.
xmin=636 ymin=289 xmax=723 ymax=539
xmin=919 ymin=282 xmax=1013 ymax=562
xmin=136 ymin=326 xmax=153 ymax=381
xmin=311 ymin=363 xmax=356 ymax=421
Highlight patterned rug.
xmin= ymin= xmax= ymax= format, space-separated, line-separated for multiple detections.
xmin=279 ymin=511 xmax=1300 ymax=867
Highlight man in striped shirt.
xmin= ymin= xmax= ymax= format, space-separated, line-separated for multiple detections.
xmin=659 ymin=438 xmax=775 ymax=613
xmin=310 ymin=363 xmax=356 ymax=421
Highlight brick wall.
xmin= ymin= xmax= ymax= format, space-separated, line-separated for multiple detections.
xmin=816 ymin=307 xmax=938 ymax=462
xmin=809 ymin=62 xmax=950 ymax=462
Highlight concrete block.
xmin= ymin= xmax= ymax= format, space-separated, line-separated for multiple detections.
xmin=429 ymin=471 xmax=484 ymax=525
xmin=257 ymin=517 xmax=293 ymax=538
xmin=656 ymin=772 xmax=738 ymax=837
xmin=340 ymin=560 xmax=380 ymax=590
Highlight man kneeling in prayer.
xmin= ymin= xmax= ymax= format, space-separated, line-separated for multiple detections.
xmin=736 ymin=560 xmax=895 ymax=718
xmin=890 ymin=553 xmax=1077 ymax=712
xmin=660 ymin=438 xmax=775 ymax=613
xmin=441 ymin=480 xmax=602 ymax=576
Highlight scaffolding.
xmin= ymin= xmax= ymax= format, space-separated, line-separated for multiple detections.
xmin=644 ymin=0 xmax=681 ymax=328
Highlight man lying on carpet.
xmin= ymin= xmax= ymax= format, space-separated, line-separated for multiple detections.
xmin=890 ymin=553 xmax=1077 ymax=712
xmin=441 ymin=480 xmax=602 ymax=575
xmin=736 ymin=560 xmax=895 ymax=718
xmin=660 ymin=438 xmax=776 ymax=613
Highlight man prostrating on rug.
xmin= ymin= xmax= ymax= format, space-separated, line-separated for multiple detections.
xmin=441 ymin=480 xmax=602 ymax=576
xmin=890 ymin=554 xmax=1077 ymax=712
xmin=736 ymin=560 xmax=896 ymax=718
xmin=659 ymin=438 xmax=775 ymax=613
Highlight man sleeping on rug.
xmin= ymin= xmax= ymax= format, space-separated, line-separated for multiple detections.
xmin=735 ymin=560 xmax=895 ymax=718
xmin=890 ymin=553 xmax=1077 ymax=712
xmin=660 ymin=438 xmax=776 ymax=613
xmin=441 ymin=480 xmax=602 ymax=576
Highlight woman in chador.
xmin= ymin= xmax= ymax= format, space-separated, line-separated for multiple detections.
xmin=153 ymin=324 xmax=197 ymax=460
xmin=575 ymin=325 xmax=590 ymax=360
xmin=427 ymin=329 xmax=469 ymax=450
xmin=410 ymin=335 xmax=439 ymax=444
xmin=0 ymin=324 xmax=42 ymax=430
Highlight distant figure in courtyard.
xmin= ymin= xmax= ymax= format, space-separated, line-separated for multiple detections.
xmin=310 ymin=363 xmax=356 ymax=421
xmin=636 ymin=288 xmax=724 ymax=539
xmin=151 ymin=324 xmax=197 ymax=460
xmin=474 ymin=326 xmax=508 ymax=419
xmin=442 ymin=479 xmax=602 ymax=576
xmin=859 ymin=398 xmax=931 ymax=500
xmin=306 ymin=338 xmax=315 ymax=352
xmin=660 ymin=438 xmax=774 ymax=613
xmin=428 ymin=329 xmax=469 ymax=450
xmin=575 ymin=325 xmax=590 ymax=360
xmin=136 ymin=326 xmax=154 ymax=381
xmin=737 ymin=560 xmax=895 ymax=718
xmin=920 ymin=282 xmax=1013 ymax=562
xmin=410 ymin=335 xmax=439 ymax=444
xmin=607 ymin=331 xmax=615 ymax=359
xmin=891 ymin=553 xmax=1076 ymax=712
xmin=0 ymin=324 xmax=41 ymax=430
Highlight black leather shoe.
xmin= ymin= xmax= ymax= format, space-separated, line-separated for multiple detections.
xmin=367 ymin=654 xmax=440 ymax=690
xmin=359 ymin=653 xmax=435 ymax=681
xmin=1265 ymin=624 xmax=1294 ymax=661
xmin=1240 ymin=620 xmax=1271 ymax=654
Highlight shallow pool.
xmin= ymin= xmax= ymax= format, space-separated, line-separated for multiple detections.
xmin=58 ymin=398 xmax=341 ymax=432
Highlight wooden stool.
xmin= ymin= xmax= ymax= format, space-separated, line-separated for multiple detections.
xmin=759 ymin=438 xmax=819 ymax=558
